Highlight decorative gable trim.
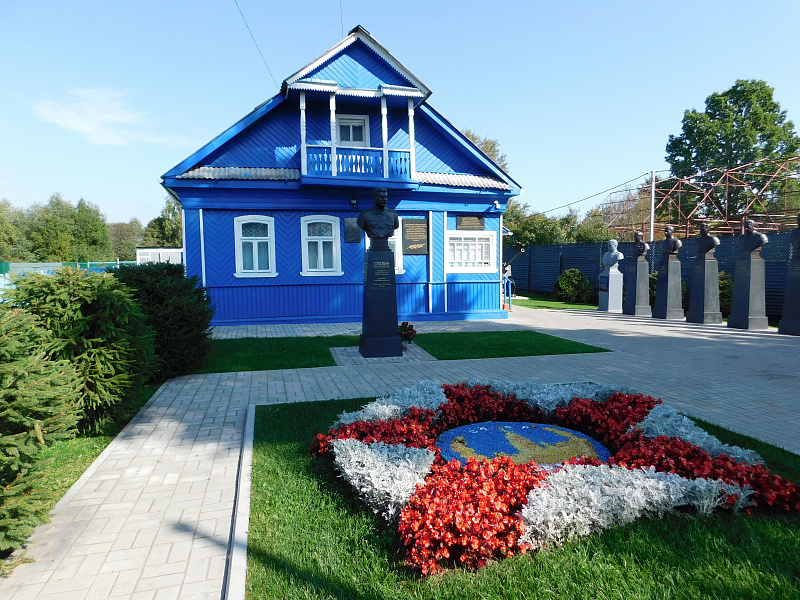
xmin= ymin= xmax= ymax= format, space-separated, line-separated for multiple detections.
xmin=282 ymin=26 xmax=432 ymax=99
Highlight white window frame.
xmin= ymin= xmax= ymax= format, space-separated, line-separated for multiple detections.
xmin=301 ymin=215 xmax=343 ymax=276
xmin=444 ymin=230 xmax=497 ymax=273
xmin=365 ymin=217 xmax=404 ymax=274
xmin=233 ymin=215 xmax=277 ymax=278
xmin=336 ymin=115 xmax=370 ymax=148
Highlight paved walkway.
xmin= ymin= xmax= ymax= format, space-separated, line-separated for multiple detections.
xmin=2 ymin=307 xmax=799 ymax=599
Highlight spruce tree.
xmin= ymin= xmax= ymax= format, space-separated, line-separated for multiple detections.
xmin=0 ymin=309 xmax=81 ymax=554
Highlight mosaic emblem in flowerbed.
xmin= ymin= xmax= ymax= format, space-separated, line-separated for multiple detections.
xmin=311 ymin=380 xmax=800 ymax=575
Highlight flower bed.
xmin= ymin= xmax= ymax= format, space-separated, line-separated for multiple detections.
xmin=311 ymin=381 xmax=800 ymax=575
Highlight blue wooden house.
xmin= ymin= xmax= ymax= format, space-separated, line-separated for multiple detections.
xmin=162 ymin=26 xmax=521 ymax=326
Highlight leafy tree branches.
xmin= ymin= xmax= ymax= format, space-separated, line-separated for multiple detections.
xmin=665 ymin=80 xmax=800 ymax=218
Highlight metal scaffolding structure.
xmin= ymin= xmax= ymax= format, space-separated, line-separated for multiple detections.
xmin=593 ymin=157 xmax=800 ymax=241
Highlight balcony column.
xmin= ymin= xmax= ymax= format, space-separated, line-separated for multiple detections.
xmin=300 ymin=91 xmax=307 ymax=176
xmin=408 ymin=98 xmax=416 ymax=178
xmin=382 ymin=96 xmax=389 ymax=178
xmin=329 ymin=92 xmax=337 ymax=176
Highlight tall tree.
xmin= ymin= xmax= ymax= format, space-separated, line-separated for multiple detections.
xmin=23 ymin=194 xmax=113 ymax=262
xmin=665 ymin=80 xmax=800 ymax=218
xmin=461 ymin=129 xmax=510 ymax=172
xmin=72 ymin=200 xmax=112 ymax=261
xmin=143 ymin=197 xmax=182 ymax=247
xmin=0 ymin=200 xmax=34 ymax=261
xmin=108 ymin=219 xmax=144 ymax=261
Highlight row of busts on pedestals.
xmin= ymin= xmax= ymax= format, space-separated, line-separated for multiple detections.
xmin=599 ymin=215 xmax=800 ymax=335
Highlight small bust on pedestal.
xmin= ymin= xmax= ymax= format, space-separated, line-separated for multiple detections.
xmin=357 ymin=187 xmax=402 ymax=357
xmin=696 ymin=222 xmax=720 ymax=256
xmin=653 ymin=225 xmax=683 ymax=319
xmin=598 ymin=239 xmax=624 ymax=313
xmin=728 ymin=219 xmax=769 ymax=330
xmin=687 ymin=222 xmax=722 ymax=324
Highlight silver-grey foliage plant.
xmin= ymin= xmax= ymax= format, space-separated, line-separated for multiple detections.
xmin=520 ymin=464 xmax=753 ymax=550
xmin=331 ymin=438 xmax=435 ymax=524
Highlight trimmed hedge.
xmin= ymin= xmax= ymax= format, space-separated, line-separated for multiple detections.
xmin=111 ymin=263 xmax=214 ymax=379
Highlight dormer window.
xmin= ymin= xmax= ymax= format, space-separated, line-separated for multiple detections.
xmin=337 ymin=115 xmax=370 ymax=148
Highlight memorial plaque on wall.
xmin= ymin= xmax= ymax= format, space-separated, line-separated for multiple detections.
xmin=402 ymin=218 xmax=428 ymax=254
xmin=344 ymin=218 xmax=361 ymax=243
xmin=456 ymin=215 xmax=485 ymax=230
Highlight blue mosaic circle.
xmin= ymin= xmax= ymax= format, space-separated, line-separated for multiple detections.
xmin=436 ymin=421 xmax=611 ymax=466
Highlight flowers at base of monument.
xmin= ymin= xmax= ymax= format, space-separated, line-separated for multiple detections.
xmin=311 ymin=380 xmax=800 ymax=575
xmin=398 ymin=321 xmax=417 ymax=343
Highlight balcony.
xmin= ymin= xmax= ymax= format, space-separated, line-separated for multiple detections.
xmin=305 ymin=146 xmax=412 ymax=180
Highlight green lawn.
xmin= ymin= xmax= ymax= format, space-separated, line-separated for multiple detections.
xmin=246 ymin=399 xmax=800 ymax=600
xmin=415 ymin=330 xmax=607 ymax=360
xmin=195 ymin=330 xmax=607 ymax=373
xmin=194 ymin=335 xmax=360 ymax=372
xmin=512 ymin=294 xmax=597 ymax=310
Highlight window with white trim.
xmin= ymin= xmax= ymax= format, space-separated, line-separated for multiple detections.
xmin=234 ymin=216 xmax=277 ymax=277
xmin=445 ymin=230 xmax=497 ymax=273
xmin=365 ymin=218 xmax=404 ymax=273
xmin=301 ymin=215 xmax=343 ymax=276
xmin=337 ymin=115 xmax=370 ymax=148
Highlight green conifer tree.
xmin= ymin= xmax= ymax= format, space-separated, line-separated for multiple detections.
xmin=0 ymin=309 xmax=81 ymax=554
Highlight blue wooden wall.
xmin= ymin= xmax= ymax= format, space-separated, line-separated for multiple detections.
xmin=186 ymin=206 xmax=505 ymax=325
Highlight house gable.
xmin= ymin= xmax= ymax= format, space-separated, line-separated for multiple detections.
xmin=163 ymin=26 xmax=520 ymax=195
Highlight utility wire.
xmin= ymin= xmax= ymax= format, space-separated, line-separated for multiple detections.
xmin=340 ymin=0 xmax=345 ymax=37
xmin=541 ymin=170 xmax=671 ymax=215
xmin=233 ymin=0 xmax=279 ymax=91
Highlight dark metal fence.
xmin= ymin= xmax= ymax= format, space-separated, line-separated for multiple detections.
xmin=505 ymin=233 xmax=793 ymax=316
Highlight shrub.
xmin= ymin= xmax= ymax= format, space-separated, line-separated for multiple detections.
xmin=111 ymin=263 xmax=214 ymax=378
xmin=719 ymin=271 xmax=733 ymax=317
xmin=0 ymin=309 xmax=81 ymax=554
xmin=5 ymin=267 xmax=156 ymax=428
xmin=554 ymin=269 xmax=593 ymax=303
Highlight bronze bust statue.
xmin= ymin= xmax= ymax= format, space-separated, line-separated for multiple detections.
xmin=634 ymin=231 xmax=649 ymax=258
xmin=357 ymin=187 xmax=399 ymax=251
xmin=696 ymin=222 xmax=720 ymax=255
xmin=661 ymin=225 xmax=681 ymax=256
xmin=736 ymin=219 xmax=768 ymax=255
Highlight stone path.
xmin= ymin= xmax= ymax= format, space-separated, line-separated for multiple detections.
xmin=1 ymin=307 xmax=798 ymax=599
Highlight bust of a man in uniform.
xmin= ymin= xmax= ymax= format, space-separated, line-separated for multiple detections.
xmin=737 ymin=219 xmax=768 ymax=255
xmin=634 ymin=231 xmax=649 ymax=258
xmin=696 ymin=222 xmax=720 ymax=255
xmin=357 ymin=187 xmax=399 ymax=251
xmin=661 ymin=225 xmax=682 ymax=256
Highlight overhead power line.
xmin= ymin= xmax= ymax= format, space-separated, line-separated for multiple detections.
xmin=233 ymin=0 xmax=279 ymax=91
xmin=542 ymin=171 xmax=670 ymax=215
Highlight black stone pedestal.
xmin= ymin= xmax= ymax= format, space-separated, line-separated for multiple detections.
xmin=728 ymin=251 xmax=768 ymax=330
xmin=623 ymin=258 xmax=651 ymax=316
xmin=686 ymin=253 xmax=722 ymax=324
xmin=778 ymin=258 xmax=800 ymax=335
xmin=360 ymin=248 xmax=403 ymax=357
xmin=653 ymin=255 xmax=683 ymax=319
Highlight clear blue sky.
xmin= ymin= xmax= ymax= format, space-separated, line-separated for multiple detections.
xmin=3 ymin=0 xmax=800 ymax=224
